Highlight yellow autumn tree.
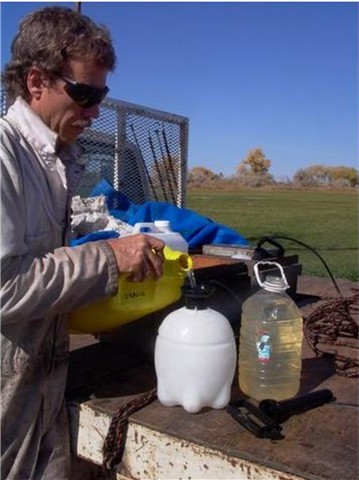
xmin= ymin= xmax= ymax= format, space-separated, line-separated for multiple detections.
xmin=236 ymin=148 xmax=274 ymax=186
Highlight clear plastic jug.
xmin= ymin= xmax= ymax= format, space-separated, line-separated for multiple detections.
xmin=132 ymin=220 xmax=188 ymax=253
xmin=69 ymin=246 xmax=192 ymax=334
xmin=155 ymin=284 xmax=237 ymax=413
xmin=238 ymin=261 xmax=303 ymax=401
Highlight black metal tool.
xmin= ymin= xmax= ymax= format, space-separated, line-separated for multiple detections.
xmin=162 ymin=128 xmax=178 ymax=191
xmin=259 ymin=389 xmax=335 ymax=424
xmin=148 ymin=132 xmax=169 ymax=202
xmin=155 ymin=128 xmax=176 ymax=203
xmin=227 ymin=399 xmax=284 ymax=440
xmin=130 ymin=123 xmax=158 ymax=201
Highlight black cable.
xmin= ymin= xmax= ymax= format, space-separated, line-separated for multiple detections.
xmin=256 ymin=235 xmax=344 ymax=298
xmin=207 ymin=279 xmax=243 ymax=307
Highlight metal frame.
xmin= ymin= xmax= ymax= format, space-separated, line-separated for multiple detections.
xmin=78 ymin=96 xmax=189 ymax=207
xmin=1 ymin=92 xmax=189 ymax=207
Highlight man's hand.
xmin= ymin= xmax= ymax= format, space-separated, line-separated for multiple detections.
xmin=107 ymin=234 xmax=165 ymax=282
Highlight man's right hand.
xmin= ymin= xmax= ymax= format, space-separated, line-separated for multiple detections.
xmin=107 ymin=234 xmax=165 ymax=282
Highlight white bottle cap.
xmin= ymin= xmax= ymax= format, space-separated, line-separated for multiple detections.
xmin=154 ymin=220 xmax=171 ymax=232
xmin=254 ymin=261 xmax=289 ymax=292
xmin=262 ymin=275 xmax=288 ymax=293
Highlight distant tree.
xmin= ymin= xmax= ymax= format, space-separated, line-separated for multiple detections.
xmin=236 ymin=147 xmax=274 ymax=186
xmin=293 ymin=168 xmax=319 ymax=187
xmin=188 ymin=166 xmax=220 ymax=185
xmin=293 ymin=165 xmax=358 ymax=188
xmin=236 ymin=147 xmax=271 ymax=175
xmin=331 ymin=166 xmax=358 ymax=187
xmin=293 ymin=165 xmax=330 ymax=186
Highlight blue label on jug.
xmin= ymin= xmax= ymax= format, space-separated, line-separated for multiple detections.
xmin=256 ymin=330 xmax=272 ymax=364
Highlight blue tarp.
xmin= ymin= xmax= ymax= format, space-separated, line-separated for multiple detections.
xmin=71 ymin=180 xmax=249 ymax=248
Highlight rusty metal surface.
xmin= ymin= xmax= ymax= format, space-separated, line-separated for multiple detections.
xmin=119 ymin=422 xmax=307 ymax=480
xmin=131 ymin=400 xmax=357 ymax=480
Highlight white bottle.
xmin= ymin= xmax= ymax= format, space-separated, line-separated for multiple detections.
xmin=238 ymin=261 xmax=303 ymax=401
xmin=132 ymin=220 xmax=188 ymax=253
xmin=155 ymin=285 xmax=237 ymax=413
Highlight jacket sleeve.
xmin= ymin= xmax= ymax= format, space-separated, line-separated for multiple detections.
xmin=0 ymin=122 xmax=119 ymax=325
xmin=1 ymin=241 xmax=119 ymax=325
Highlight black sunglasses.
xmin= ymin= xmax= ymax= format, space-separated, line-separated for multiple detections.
xmin=61 ymin=76 xmax=109 ymax=108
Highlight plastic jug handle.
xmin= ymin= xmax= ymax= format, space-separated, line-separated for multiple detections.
xmin=254 ymin=261 xmax=289 ymax=289
xmin=132 ymin=222 xmax=158 ymax=234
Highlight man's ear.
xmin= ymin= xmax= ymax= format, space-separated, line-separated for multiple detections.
xmin=26 ymin=68 xmax=45 ymax=100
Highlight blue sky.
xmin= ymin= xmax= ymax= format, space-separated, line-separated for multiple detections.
xmin=1 ymin=1 xmax=358 ymax=180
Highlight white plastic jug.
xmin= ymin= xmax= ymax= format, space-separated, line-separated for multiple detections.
xmin=132 ymin=220 xmax=188 ymax=253
xmin=154 ymin=285 xmax=237 ymax=413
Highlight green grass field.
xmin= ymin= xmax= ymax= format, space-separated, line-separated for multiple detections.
xmin=187 ymin=188 xmax=358 ymax=282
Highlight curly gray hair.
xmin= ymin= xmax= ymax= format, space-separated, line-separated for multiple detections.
xmin=2 ymin=6 xmax=117 ymax=103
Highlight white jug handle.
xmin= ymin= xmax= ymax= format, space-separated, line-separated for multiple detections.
xmin=132 ymin=222 xmax=158 ymax=234
xmin=254 ymin=261 xmax=289 ymax=289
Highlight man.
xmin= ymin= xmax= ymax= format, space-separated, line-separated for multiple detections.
xmin=0 ymin=7 xmax=164 ymax=479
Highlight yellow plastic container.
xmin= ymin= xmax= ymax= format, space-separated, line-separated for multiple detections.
xmin=69 ymin=246 xmax=192 ymax=334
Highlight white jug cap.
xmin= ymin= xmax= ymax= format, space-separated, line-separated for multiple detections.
xmin=154 ymin=220 xmax=170 ymax=228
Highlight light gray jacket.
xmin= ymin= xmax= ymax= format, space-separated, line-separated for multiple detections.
xmin=0 ymin=97 xmax=118 ymax=478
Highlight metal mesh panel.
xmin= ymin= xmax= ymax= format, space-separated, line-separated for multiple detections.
xmin=0 ymin=92 xmax=188 ymax=207
xmin=1 ymin=89 xmax=8 ymax=117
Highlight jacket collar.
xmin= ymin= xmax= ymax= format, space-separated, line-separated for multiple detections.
xmin=6 ymin=96 xmax=84 ymax=163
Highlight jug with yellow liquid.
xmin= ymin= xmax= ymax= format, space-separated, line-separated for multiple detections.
xmin=69 ymin=246 xmax=192 ymax=334
xmin=238 ymin=261 xmax=303 ymax=401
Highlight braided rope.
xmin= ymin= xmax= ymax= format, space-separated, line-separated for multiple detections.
xmin=102 ymin=388 xmax=157 ymax=472
xmin=304 ymin=289 xmax=358 ymax=377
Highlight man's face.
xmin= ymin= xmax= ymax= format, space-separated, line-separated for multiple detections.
xmin=29 ymin=59 xmax=109 ymax=145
